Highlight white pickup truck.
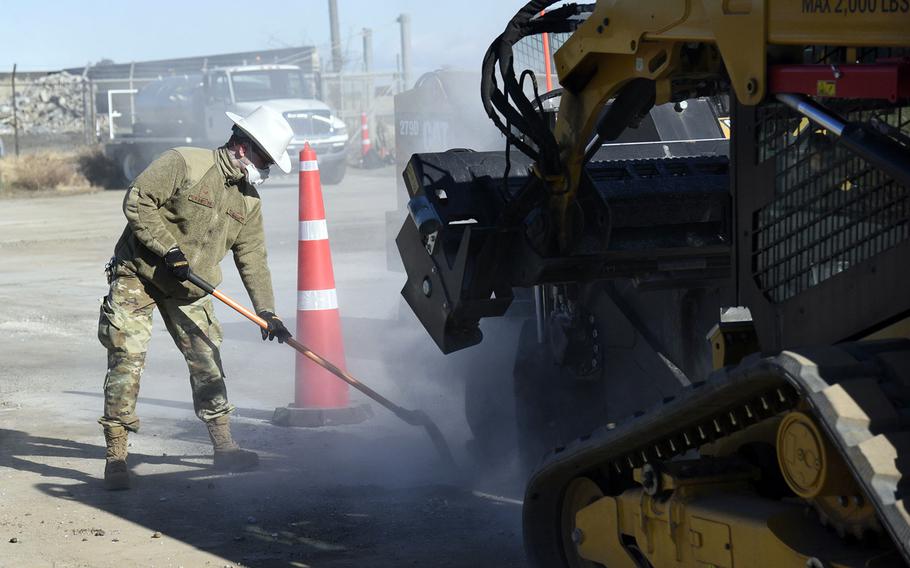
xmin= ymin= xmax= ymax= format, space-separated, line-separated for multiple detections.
xmin=105 ymin=64 xmax=349 ymax=184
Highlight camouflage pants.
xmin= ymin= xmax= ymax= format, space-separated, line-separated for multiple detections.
xmin=97 ymin=271 xmax=234 ymax=432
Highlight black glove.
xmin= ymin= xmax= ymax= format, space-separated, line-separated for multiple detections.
xmin=164 ymin=246 xmax=190 ymax=281
xmin=258 ymin=311 xmax=291 ymax=343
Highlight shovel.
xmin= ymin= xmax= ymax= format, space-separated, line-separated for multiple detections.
xmin=187 ymin=270 xmax=457 ymax=470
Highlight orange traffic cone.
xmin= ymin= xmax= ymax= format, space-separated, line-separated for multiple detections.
xmin=272 ymin=143 xmax=371 ymax=427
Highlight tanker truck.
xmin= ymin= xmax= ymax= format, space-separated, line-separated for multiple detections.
xmin=104 ymin=64 xmax=349 ymax=184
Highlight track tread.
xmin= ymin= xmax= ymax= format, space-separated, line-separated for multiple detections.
xmin=523 ymin=339 xmax=910 ymax=567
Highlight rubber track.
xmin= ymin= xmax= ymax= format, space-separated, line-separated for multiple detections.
xmin=523 ymin=339 xmax=910 ymax=567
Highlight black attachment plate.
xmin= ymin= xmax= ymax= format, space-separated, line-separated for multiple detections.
xmin=397 ymin=150 xmax=732 ymax=354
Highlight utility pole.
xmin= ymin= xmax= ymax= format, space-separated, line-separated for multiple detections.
xmin=80 ymin=62 xmax=92 ymax=145
xmin=362 ymin=28 xmax=374 ymax=143
xmin=362 ymin=28 xmax=373 ymax=73
xmin=128 ymin=62 xmax=136 ymax=126
xmin=328 ymin=0 xmax=343 ymax=73
xmin=11 ymin=63 xmax=20 ymax=157
xmin=363 ymin=29 xmax=374 ymax=105
xmin=397 ymin=13 xmax=412 ymax=91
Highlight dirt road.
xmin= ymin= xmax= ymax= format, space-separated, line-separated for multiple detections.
xmin=0 ymin=168 xmax=526 ymax=567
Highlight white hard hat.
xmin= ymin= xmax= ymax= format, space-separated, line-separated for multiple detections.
xmin=226 ymin=106 xmax=294 ymax=173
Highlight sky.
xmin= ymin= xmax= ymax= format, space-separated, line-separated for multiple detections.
xmin=0 ymin=0 xmax=525 ymax=75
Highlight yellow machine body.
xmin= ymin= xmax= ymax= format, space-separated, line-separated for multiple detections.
xmin=574 ymin=469 xmax=895 ymax=568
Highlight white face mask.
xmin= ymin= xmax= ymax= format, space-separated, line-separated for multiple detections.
xmin=240 ymin=157 xmax=270 ymax=186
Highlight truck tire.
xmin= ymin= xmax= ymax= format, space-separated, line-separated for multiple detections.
xmin=456 ymin=316 xmax=523 ymax=467
xmin=321 ymin=161 xmax=346 ymax=185
xmin=513 ymin=281 xmax=727 ymax=477
xmin=119 ymin=148 xmax=142 ymax=185
xmin=513 ymin=318 xmax=608 ymax=477
xmin=463 ymin=350 xmax=516 ymax=465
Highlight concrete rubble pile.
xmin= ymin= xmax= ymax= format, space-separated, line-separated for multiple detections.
xmin=0 ymin=72 xmax=87 ymax=135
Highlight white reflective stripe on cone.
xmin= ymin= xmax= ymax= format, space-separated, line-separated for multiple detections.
xmin=299 ymin=219 xmax=328 ymax=241
xmin=297 ymin=289 xmax=338 ymax=311
xmin=299 ymin=160 xmax=319 ymax=172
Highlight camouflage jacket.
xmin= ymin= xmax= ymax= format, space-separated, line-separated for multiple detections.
xmin=113 ymin=146 xmax=275 ymax=313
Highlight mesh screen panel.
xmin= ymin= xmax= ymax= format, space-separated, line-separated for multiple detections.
xmin=752 ymin=102 xmax=910 ymax=303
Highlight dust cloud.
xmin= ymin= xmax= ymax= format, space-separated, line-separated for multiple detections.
xmin=0 ymin=3 xmax=537 ymax=566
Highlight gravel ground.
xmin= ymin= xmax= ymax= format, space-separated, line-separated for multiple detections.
xmin=0 ymin=167 xmax=526 ymax=568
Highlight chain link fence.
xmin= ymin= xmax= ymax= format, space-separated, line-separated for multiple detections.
xmin=318 ymin=71 xmax=403 ymax=161
xmin=0 ymin=71 xmax=99 ymax=156
xmin=513 ymin=31 xmax=569 ymax=93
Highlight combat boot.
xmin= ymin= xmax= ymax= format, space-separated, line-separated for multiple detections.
xmin=103 ymin=425 xmax=131 ymax=490
xmin=206 ymin=415 xmax=259 ymax=471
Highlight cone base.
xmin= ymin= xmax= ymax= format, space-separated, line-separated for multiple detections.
xmin=271 ymin=403 xmax=372 ymax=428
